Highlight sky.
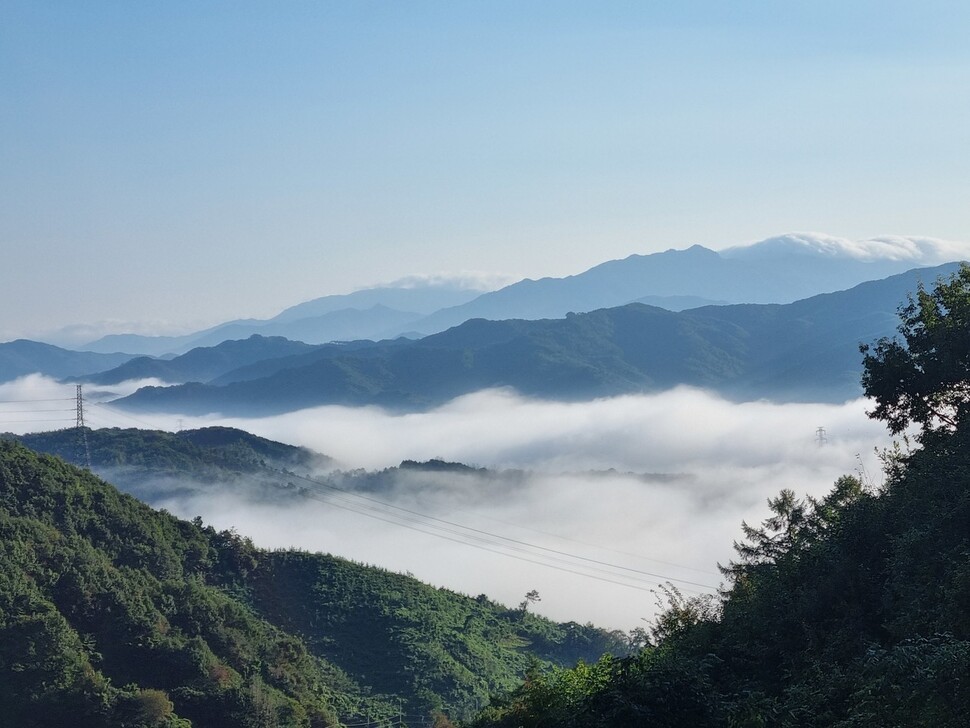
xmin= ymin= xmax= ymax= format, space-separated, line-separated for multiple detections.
xmin=2 ymin=1 xmax=970 ymax=340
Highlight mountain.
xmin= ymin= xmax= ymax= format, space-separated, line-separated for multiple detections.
xmin=111 ymin=263 xmax=962 ymax=416
xmin=0 ymin=340 xmax=135 ymax=384
xmin=633 ymin=294 xmax=728 ymax=310
xmin=78 ymin=335 xmax=320 ymax=385
xmin=80 ymin=284 xmax=484 ymax=356
xmin=230 ymin=305 xmax=420 ymax=345
xmin=268 ymin=284 xmax=483 ymax=322
xmin=76 ymin=323 xmax=264 ymax=358
xmin=0 ymin=436 xmax=626 ymax=726
xmin=75 ymin=234 xmax=964 ymax=357
xmin=176 ymin=305 xmax=425 ymax=351
xmin=7 ymin=425 xmax=332 ymax=501
xmin=407 ymin=235 xmax=951 ymax=336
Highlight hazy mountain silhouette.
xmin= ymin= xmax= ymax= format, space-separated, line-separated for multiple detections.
xmin=0 ymin=340 xmax=135 ymax=383
xmin=80 ymin=284 xmax=481 ymax=355
xmin=406 ymin=237 xmax=938 ymax=335
xmin=112 ymin=263 xmax=962 ymax=415
xmin=77 ymin=234 xmax=955 ymax=356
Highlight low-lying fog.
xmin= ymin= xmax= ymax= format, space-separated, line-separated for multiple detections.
xmin=1 ymin=375 xmax=895 ymax=631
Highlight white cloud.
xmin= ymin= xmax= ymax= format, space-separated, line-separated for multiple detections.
xmin=156 ymin=387 xmax=893 ymax=630
xmin=722 ymin=232 xmax=970 ymax=263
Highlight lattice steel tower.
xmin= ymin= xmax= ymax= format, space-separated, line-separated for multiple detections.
xmin=75 ymin=384 xmax=91 ymax=468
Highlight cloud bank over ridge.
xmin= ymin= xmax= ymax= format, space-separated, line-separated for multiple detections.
xmin=723 ymin=232 xmax=970 ymax=264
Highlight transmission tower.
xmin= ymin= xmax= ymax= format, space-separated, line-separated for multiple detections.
xmin=75 ymin=384 xmax=91 ymax=468
xmin=815 ymin=426 xmax=828 ymax=447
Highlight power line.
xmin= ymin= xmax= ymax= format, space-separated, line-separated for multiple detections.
xmin=0 ymin=391 xmax=79 ymax=429
xmin=456 ymin=505 xmax=722 ymax=578
xmin=292 ymin=469 xmax=718 ymax=590
xmin=282 ymin=469 xmax=719 ymax=593
xmin=290 ymin=483 xmax=673 ymax=594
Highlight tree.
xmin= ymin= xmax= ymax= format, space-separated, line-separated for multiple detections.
xmin=519 ymin=590 xmax=541 ymax=613
xmin=860 ymin=264 xmax=970 ymax=436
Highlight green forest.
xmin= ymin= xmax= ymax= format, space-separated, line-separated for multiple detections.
xmin=0 ymin=439 xmax=625 ymax=727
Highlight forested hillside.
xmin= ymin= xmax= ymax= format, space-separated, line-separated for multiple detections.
xmin=13 ymin=425 xmax=326 ymax=474
xmin=79 ymin=336 xmax=319 ymax=385
xmin=467 ymin=265 xmax=970 ymax=727
xmin=0 ymin=441 xmax=626 ymax=727
xmin=7 ymin=426 xmax=331 ymax=502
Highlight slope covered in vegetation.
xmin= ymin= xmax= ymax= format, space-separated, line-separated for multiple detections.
xmin=15 ymin=425 xmax=324 ymax=469
xmin=0 ymin=441 xmax=625 ymax=727
xmin=6 ymin=426 xmax=331 ymax=502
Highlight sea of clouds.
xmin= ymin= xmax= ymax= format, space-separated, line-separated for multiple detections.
xmin=0 ymin=375 xmax=897 ymax=630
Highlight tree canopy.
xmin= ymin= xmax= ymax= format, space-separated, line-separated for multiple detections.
xmin=861 ymin=263 xmax=970 ymax=436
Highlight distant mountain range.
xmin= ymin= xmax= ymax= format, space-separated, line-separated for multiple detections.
xmin=111 ymin=263 xmax=963 ymax=415
xmin=0 ymin=339 xmax=134 ymax=383
xmin=74 ymin=233 xmax=964 ymax=356
xmin=4 ymin=235 xmax=966 ymax=399
xmin=403 ymin=236 xmax=934 ymax=335
xmin=79 ymin=335 xmax=319 ymax=385
xmin=80 ymin=283 xmax=482 ymax=356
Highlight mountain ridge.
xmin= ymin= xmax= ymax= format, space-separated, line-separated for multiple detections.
xmin=0 ymin=340 xmax=136 ymax=384
xmin=67 ymin=233 xmax=965 ymax=356
xmin=111 ymin=263 xmax=962 ymax=416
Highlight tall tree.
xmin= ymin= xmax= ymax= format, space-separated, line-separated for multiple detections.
xmin=860 ymin=263 xmax=970 ymax=436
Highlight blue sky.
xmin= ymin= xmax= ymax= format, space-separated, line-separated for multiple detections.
xmin=2 ymin=1 xmax=969 ymax=339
